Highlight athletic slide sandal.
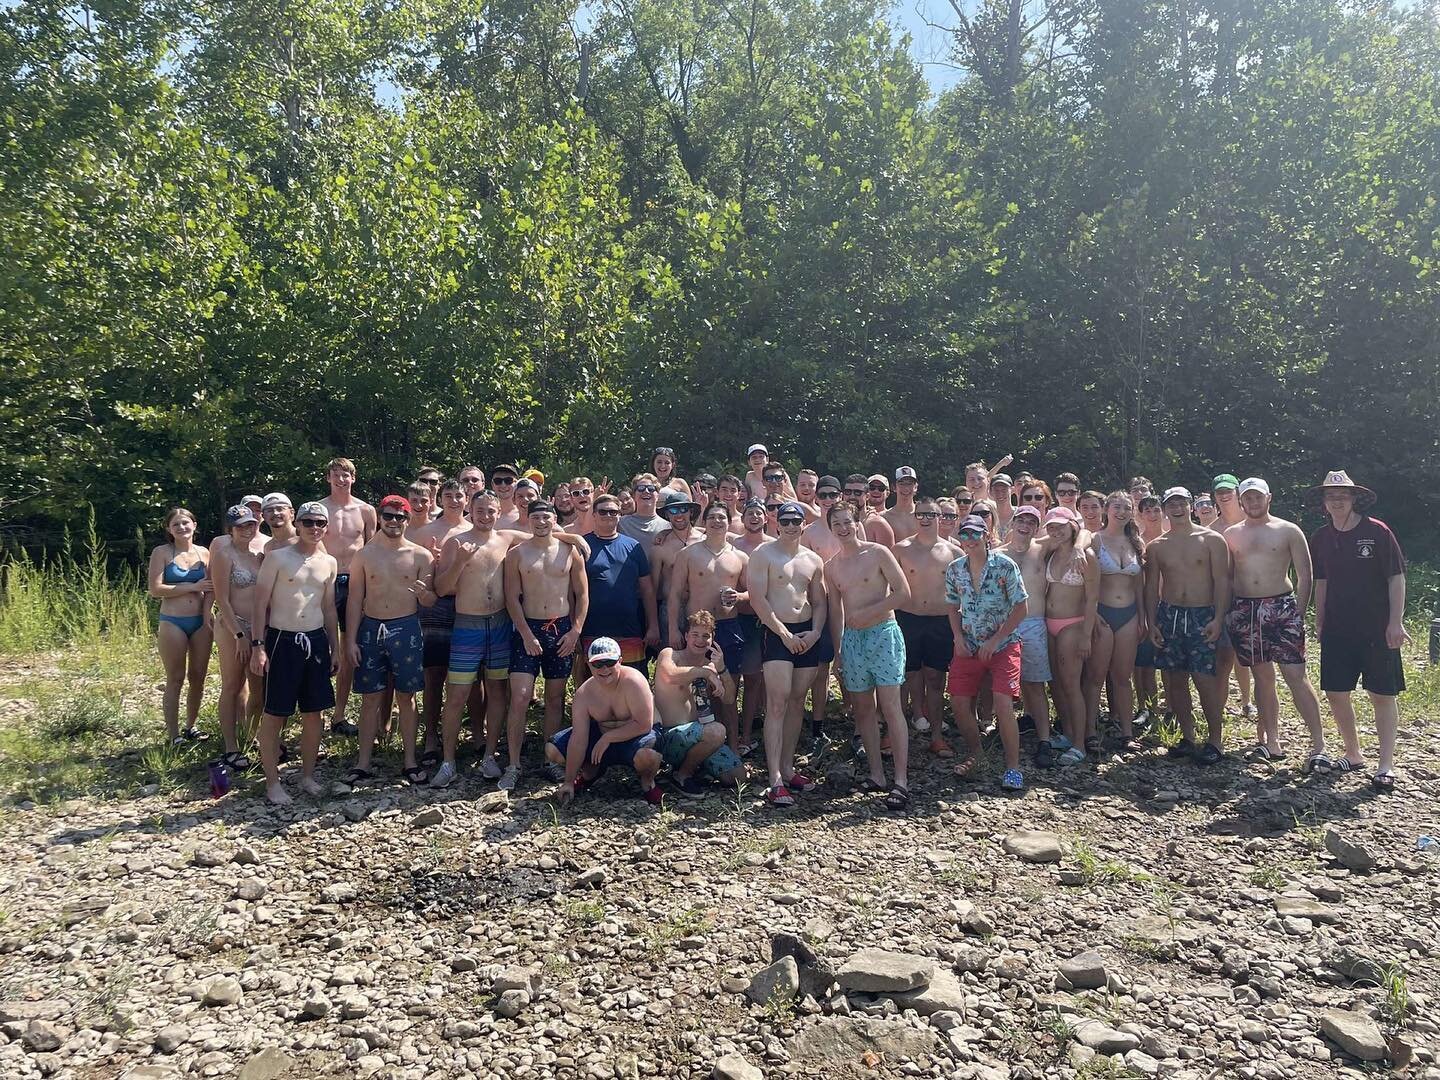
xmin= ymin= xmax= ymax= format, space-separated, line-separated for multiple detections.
xmin=884 ymin=785 xmax=911 ymax=811
xmin=402 ymin=766 xmax=429 ymax=786
xmin=344 ymin=767 xmax=376 ymax=786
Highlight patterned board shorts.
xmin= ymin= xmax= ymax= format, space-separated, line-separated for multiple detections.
xmin=1153 ymin=602 xmax=1218 ymax=676
xmin=657 ymin=720 xmax=744 ymax=781
xmin=839 ymin=619 xmax=906 ymax=692
xmin=1016 ymin=615 xmax=1052 ymax=683
xmin=1225 ymin=593 xmax=1305 ymax=667
xmin=354 ymin=613 xmax=425 ymax=694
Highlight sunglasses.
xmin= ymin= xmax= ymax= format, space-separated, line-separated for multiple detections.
xmin=652 ymin=447 xmax=674 ymax=457
xmin=867 ymin=483 xmax=887 ymax=492
xmin=571 ymin=488 xmax=593 ymax=498
xmin=817 ymin=491 xmax=839 ymax=500
xmin=636 ymin=484 xmax=659 ymax=494
xmin=299 ymin=518 xmax=327 ymax=528
xmin=594 ymin=507 xmax=620 ymax=517
xmin=959 ymin=530 xmax=986 ymax=540
xmin=778 ymin=517 xmax=804 ymax=526
xmin=914 ymin=511 xmax=939 ymax=520
xmin=1056 ymin=488 xmax=1079 ymax=497
xmin=844 ymin=488 xmax=865 ymax=497
xmin=590 ymin=658 xmax=619 ymax=669
xmin=1021 ymin=493 xmax=1047 ymax=503
xmin=956 ymin=497 xmax=973 ymax=505
xmin=973 ymin=508 xmax=992 ymax=517
xmin=939 ymin=513 xmax=959 ymax=521
xmin=765 ymin=504 xmax=782 ymax=512
xmin=380 ymin=511 xmax=407 ymax=522
xmin=490 ymin=476 xmax=515 ymax=486
xmin=763 ymin=474 xmax=785 ymax=483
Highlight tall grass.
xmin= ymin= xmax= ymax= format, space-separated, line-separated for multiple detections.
xmin=0 ymin=509 xmax=151 ymax=661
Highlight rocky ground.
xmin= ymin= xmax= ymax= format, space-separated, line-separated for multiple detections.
xmin=1 ymin=665 xmax=1438 ymax=1080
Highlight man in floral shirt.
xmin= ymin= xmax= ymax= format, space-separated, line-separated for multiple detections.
xmin=944 ymin=514 xmax=1030 ymax=791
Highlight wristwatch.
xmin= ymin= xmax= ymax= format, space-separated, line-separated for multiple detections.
xmin=250 ymin=638 xmax=264 ymax=648
xmin=235 ymin=630 xmax=245 ymax=640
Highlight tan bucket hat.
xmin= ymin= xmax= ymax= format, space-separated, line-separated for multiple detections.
xmin=1306 ymin=469 xmax=1376 ymax=510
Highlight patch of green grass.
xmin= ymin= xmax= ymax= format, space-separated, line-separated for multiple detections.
xmin=1077 ymin=1057 xmax=1144 ymax=1079
xmin=1248 ymin=865 xmax=1287 ymax=891
xmin=563 ymin=898 xmax=605 ymax=927
xmin=645 ymin=905 xmax=713 ymax=953
xmin=760 ymin=989 xmax=796 ymax=1025
xmin=1382 ymin=963 xmax=1410 ymax=1026
xmin=1071 ymin=837 xmax=1152 ymax=886
xmin=1148 ymin=713 xmax=1182 ymax=749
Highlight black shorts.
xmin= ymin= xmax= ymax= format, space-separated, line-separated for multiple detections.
xmin=510 ymin=615 xmax=575 ymax=681
xmin=1319 ymin=633 xmax=1405 ymax=696
xmin=335 ymin=574 xmax=351 ymax=632
xmin=419 ymin=594 xmax=456 ymax=669
xmin=760 ymin=618 xmax=835 ymax=670
xmin=263 ymin=628 xmax=335 ymax=717
xmin=896 ymin=610 xmax=953 ymax=672
xmin=714 ymin=617 xmax=746 ymax=676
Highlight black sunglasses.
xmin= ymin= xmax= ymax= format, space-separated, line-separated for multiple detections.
xmin=844 ymin=488 xmax=865 ymax=497
xmin=817 ymin=490 xmax=840 ymax=499
xmin=1056 ymin=488 xmax=1079 ymax=497
xmin=765 ymin=504 xmax=782 ymax=512
xmin=590 ymin=658 xmax=619 ymax=669
xmin=914 ymin=511 xmax=938 ymax=520
xmin=299 ymin=518 xmax=327 ymax=528
xmin=939 ymin=513 xmax=959 ymax=521
xmin=1021 ymin=493 xmax=1047 ymax=502
xmin=867 ymin=483 xmax=887 ymax=492
xmin=763 ymin=474 xmax=785 ymax=483
xmin=973 ymin=508 xmax=992 ymax=517
xmin=380 ymin=511 xmax=407 ymax=522
xmin=490 ymin=476 xmax=515 ymax=486
xmin=594 ymin=508 xmax=620 ymax=517
xmin=956 ymin=497 xmax=974 ymax=505
xmin=636 ymin=484 xmax=659 ymax=494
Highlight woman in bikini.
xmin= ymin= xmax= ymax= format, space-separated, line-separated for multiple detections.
xmin=147 ymin=507 xmax=213 ymax=745
xmin=1042 ymin=507 xmax=1098 ymax=763
xmin=1083 ymin=493 xmax=1148 ymax=753
xmin=210 ymin=504 xmax=265 ymax=772
xmin=650 ymin=447 xmax=692 ymax=495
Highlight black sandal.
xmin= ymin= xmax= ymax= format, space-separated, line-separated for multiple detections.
xmin=884 ymin=784 xmax=911 ymax=811
xmin=221 ymin=751 xmax=252 ymax=773
xmin=402 ymin=765 xmax=429 ymax=786
xmin=1371 ymin=770 xmax=1395 ymax=793
xmin=344 ymin=767 xmax=376 ymax=787
xmin=859 ymin=777 xmax=887 ymax=793
xmin=181 ymin=726 xmax=210 ymax=742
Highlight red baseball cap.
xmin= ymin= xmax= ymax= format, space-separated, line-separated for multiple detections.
xmin=379 ymin=495 xmax=412 ymax=514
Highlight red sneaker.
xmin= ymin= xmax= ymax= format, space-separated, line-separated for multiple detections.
xmin=642 ymin=784 xmax=664 ymax=806
xmin=766 ymin=784 xmax=795 ymax=807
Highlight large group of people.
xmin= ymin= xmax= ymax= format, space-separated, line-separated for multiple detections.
xmin=149 ymin=448 xmax=1411 ymax=808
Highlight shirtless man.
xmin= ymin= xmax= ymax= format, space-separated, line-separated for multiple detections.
xmin=502 ymin=500 xmax=589 ymax=791
xmin=492 ymin=463 xmax=522 ymax=528
xmin=261 ymin=492 xmax=297 ymax=548
xmin=1144 ymin=487 xmax=1231 ymax=764
xmin=1211 ymin=471 xmax=1256 ymax=721
xmin=320 ymin=457 xmax=377 ymax=736
xmin=794 ymin=469 xmax=821 ymax=522
xmin=1222 ymin=478 xmax=1329 ymax=767
xmin=651 ymin=492 xmax=703 ymax=647
xmin=1002 ymin=504 xmax=1056 ymax=763
xmin=882 ymin=467 xmax=920 ymax=542
xmin=568 ymin=476 xmax=597 ymax=535
xmin=744 ymin=444 xmax=770 ymax=501
xmin=404 ymin=482 xmax=434 ymax=532
xmin=989 ymin=473 xmax=1015 ymax=541
xmin=1137 ymin=494 xmax=1165 ymax=544
xmin=861 ymin=476 xmax=897 ymax=548
xmin=654 ymin=611 xmax=747 ymax=797
xmin=550 ymin=638 xmax=663 ymax=806
xmin=670 ymin=503 xmax=750 ymax=746
xmin=249 ymin=502 xmax=339 ymax=804
xmin=801 ymin=476 xmax=847 ymax=561
xmin=732 ymin=498 xmax=773 ymax=749
xmin=965 ymin=455 xmax=1013 ymax=499
xmin=410 ymin=480 xmax=475 ymax=764
xmin=457 ymin=464 xmax=486 ymax=508
xmin=827 ymin=503 xmax=913 ymax=809
xmin=893 ymin=496 xmax=958 ymax=754
xmin=716 ymin=474 xmax=745 ymax=530
xmin=507 ymin=476 xmax=539 ymax=532
xmin=936 ymin=496 xmax=968 ymax=552
xmin=344 ymin=495 xmax=436 ymax=786
xmin=748 ymin=501 xmax=831 ymax=806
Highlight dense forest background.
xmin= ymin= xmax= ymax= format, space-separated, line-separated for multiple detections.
xmin=2 ymin=0 xmax=1437 ymax=554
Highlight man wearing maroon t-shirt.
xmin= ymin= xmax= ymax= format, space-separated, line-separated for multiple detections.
xmin=1307 ymin=470 xmax=1409 ymax=792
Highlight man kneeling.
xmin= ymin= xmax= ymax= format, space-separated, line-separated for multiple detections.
xmin=655 ymin=611 xmax=748 ymax=799
xmin=550 ymin=637 xmax=664 ymax=806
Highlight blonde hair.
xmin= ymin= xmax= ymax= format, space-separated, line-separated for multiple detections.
xmin=687 ymin=610 xmax=717 ymax=634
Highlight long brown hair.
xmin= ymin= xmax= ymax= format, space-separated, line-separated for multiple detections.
xmin=1102 ymin=490 xmax=1145 ymax=560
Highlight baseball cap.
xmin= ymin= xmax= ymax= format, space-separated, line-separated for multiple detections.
xmin=1237 ymin=477 xmax=1270 ymax=497
xmin=694 ymin=472 xmax=717 ymax=486
xmin=1162 ymin=486 xmax=1192 ymax=503
xmin=817 ymin=475 xmax=841 ymax=493
xmin=241 ymin=494 xmax=263 ymax=508
xmin=1212 ymin=473 xmax=1239 ymax=491
xmin=261 ymin=492 xmax=292 ymax=510
xmin=989 ymin=473 xmax=1014 ymax=487
xmin=777 ymin=501 xmax=806 ymax=522
xmin=957 ymin=515 xmax=988 ymax=537
xmin=296 ymin=501 xmax=329 ymax=522
xmin=867 ymin=474 xmax=889 ymax=488
xmin=1044 ymin=506 xmax=1080 ymax=526
xmin=514 ymin=477 xmax=539 ymax=493
xmin=1013 ymin=504 xmax=1043 ymax=523
xmin=491 ymin=463 xmax=520 ymax=477
xmin=747 ymin=444 xmax=768 ymax=457
xmin=895 ymin=466 xmax=917 ymax=481
xmin=744 ymin=497 xmax=766 ymax=511
xmin=523 ymin=468 xmax=545 ymax=487
xmin=225 ymin=504 xmax=258 ymax=527
xmin=587 ymin=637 xmax=622 ymax=663
xmin=527 ymin=500 xmax=555 ymax=516
xmin=379 ymin=495 xmax=412 ymax=514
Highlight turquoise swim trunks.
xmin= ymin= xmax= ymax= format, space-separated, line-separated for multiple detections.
xmin=839 ymin=619 xmax=906 ymax=693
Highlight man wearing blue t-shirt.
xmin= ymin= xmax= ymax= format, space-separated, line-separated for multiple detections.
xmin=580 ymin=493 xmax=660 ymax=680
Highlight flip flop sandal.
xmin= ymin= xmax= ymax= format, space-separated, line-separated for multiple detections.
xmin=1085 ymin=735 xmax=1103 ymax=755
xmin=1371 ymin=771 xmax=1395 ymax=793
xmin=952 ymin=757 xmax=978 ymax=780
xmin=929 ymin=740 xmax=956 ymax=759
xmin=1329 ymin=757 xmax=1359 ymax=773
xmin=344 ymin=767 xmax=376 ymax=787
xmin=859 ymin=777 xmax=888 ymax=794
xmin=1303 ymin=753 xmax=1333 ymax=775
xmin=884 ymin=784 xmax=911 ymax=811
xmin=1194 ymin=743 xmax=1223 ymax=766
xmin=402 ymin=765 xmax=429 ymax=786
xmin=181 ymin=727 xmax=210 ymax=742
xmin=1243 ymin=744 xmax=1273 ymax=763
xmin=1120 ymin=738 xmax=1145 ymax=755
xmin=221 ymin=751 xmax=252 ymax=773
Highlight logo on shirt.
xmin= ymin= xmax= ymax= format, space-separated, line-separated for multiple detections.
xmin=1355 ymin=537 xmax=1375 ymax=559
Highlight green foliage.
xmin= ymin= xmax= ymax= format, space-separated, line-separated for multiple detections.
xmin=1 ymin=0 xmax=1436 ymax=554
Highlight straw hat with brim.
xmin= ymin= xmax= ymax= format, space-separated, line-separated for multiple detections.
xmin=1306 ymin=470 xmax=1376 ymax=511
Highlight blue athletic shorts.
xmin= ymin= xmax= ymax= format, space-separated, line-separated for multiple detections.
xmin=510 ymin=615 xmax=574 ymax=681
xmin=354 ymin=613 xmax=425 ymax=694
xmin=839 ymin=619 xmax=905 ymax=692
xmin=713 ymin=617 xmax=746 ymax=676
xmin=550 ymin=722 xmax=660 ymax=776
xmin=447 ymin=610 xmax=513 ymax=684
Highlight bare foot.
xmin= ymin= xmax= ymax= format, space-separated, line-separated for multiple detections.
xmin=266 ymin=783 xmax=291 ymax=805
xmin=299 ymin=776 xmax=324 ymax=797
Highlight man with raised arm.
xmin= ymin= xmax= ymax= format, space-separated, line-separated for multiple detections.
xmin=249 ymin=502 xmax=339 ymax=804
xmin=344 ymin=495 xmax=435 ymax=787
xmin=1145 ymin=486 xmax=1231 ymax=765
xmin=501 ymin=500 xmax=588 ymax=791
xmin=1222 ymin=478 xmax=1330 ymax=769
xmin=747 ymin=501 xmax=830 ymax=806
xmin=549 ymin=638 xmax=664 ymax=806
xmin=654 ymin=611 xmax=747 ymax=798
xmin=827 ymin=501 xmax=912 ymax=809
xmin=320 ymin=457 xmax=377 ymax=737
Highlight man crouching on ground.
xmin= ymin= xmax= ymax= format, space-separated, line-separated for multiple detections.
xmin=549 ymin=638 xmax=664 ymax=806
xmin=655 ymin=610 xmax=748 ymax=799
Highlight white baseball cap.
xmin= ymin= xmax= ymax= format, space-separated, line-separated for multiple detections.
xmin=587 ymin=637 xmax=622 ymax=663
xmin=895 ymin=466 xmax=917 ymax=481
xmin=1161 ymin=486 xmax=1192 ymax=503
xmin=1238 ymin=477 xmax=1271 ymax=497
xmin=260 ymin=492 xmax=292 ymax=510
xmin=746 ymin=443 xmax=768 ymax=457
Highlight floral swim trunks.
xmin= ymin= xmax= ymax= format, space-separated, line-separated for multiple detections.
xmin=1225 ymin=593 xmax=1305 ymax=667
